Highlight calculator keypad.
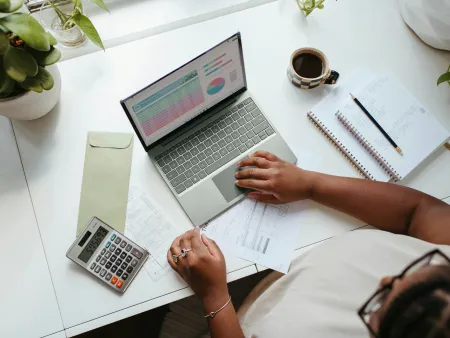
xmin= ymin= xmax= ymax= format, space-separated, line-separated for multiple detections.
xmin=86 ymin=232 xmax=148 ymax=293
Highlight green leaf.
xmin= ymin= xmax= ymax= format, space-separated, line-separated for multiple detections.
xmin=0 ymin=0 xmax=24 ymax=13
xmin=71 ymin=0 xmax=82 ymax=9
xmin=0 ymin=13 xmax=50 ymax=51
xmin=48 ymin=1 xmax=70 ymax=26
xmin=32 ymin=66 xmax=54 ymax=90
xmin=0 ymin=32 xmax=9 ymax=55
xmin=437 ymin=71 xmax=450 ymax=86
xmin=71 ymin=13 xmax=104 ymax=50
xmin=27 ymin=46 xmax=61 ymax=66
xmin=91 ymin=0 xmax=109 ymax=13
xmin=0 ymin=59 xmax=14 ymax=96
xmin=3 ymin=46 xmax=38 ymax=82
xmin=47 ymin=32 xmax=57 ymax=46
xmin=318 ymin=4 xmax=324 ymax=8
xmin=0 ymin=0 xmax=10 ymax=12
xmin=19 ymin=77 xmax=43 ymax=93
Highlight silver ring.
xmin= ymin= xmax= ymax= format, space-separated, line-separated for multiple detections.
xmin=181 ymin=248 xmax=192 ymax=257
xmin=172 ymin=248 xmax=192 ymax=264
xmin=172 ymin=253 xmax=181 ymax=263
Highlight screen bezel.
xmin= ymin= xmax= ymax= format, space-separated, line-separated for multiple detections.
xmin=120 ymin=32 xmax=248 ymax=152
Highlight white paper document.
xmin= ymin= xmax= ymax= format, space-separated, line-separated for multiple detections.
xmin=125 ymin=186 xmax=179 ymax=282
xmin=125 ymin=229 xmax=173 ymax=282
xmin=202 ymin=199 xmax=304 ymax=273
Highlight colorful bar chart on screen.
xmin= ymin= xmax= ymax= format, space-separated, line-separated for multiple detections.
xmin=132 ymin=71 xmax=205 ymax=136
xmin=203 ymin=53 xmax=233 ymax=77
xmin=203 ymin=53 xmax=226 ymax=70
xmin=205 ymin=60 xmax=233 ymax=77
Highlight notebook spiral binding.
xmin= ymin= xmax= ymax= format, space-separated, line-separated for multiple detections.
xmin=307 ymin=112 xmax=373 ymax=180
xmin=335 ymin=112 xmax=402 ymax=181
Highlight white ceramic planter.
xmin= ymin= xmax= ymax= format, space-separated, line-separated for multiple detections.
xmin=0 ymin=65 xmax=61 ymax=120
xmin=399 ymin=0 xmax=450 ymax=51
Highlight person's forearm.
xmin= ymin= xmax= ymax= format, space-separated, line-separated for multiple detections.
xmin=308 ymin=172 xmax=441 ymax=236
xmin=203 ymin=293 xmax=245 ymax=338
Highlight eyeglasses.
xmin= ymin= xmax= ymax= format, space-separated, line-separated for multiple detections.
xmin=358 ymin=249 xmax=450 ymax=337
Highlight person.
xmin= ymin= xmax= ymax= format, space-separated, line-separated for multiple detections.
xmin=167 ymin=151 xmax=450 ymax=338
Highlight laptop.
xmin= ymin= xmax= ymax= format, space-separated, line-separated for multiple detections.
xmin=121 ymin=32 xmax=296 ymax=226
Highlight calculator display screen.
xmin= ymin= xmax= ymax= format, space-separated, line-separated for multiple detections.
xmin=78 ymin=226 xmax=109 ymax=263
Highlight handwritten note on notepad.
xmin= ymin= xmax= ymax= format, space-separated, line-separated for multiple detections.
xmin=338 ymin=75 xmax=449 ymax=180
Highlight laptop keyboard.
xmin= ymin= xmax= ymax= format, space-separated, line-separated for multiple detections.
xmin=155 ymin=98 xmax=274 ymax=194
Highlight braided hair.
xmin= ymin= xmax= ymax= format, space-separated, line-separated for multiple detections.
xmin=378 ymin=266 xmax=450 ymax=338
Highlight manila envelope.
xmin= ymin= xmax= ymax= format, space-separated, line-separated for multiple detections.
xmin=76 ymin=132 xmax=134 ymax=235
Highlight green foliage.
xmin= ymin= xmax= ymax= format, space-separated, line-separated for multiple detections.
xmin=0 ymin=13 xmax=50 ymax=51
xmin=71 ymin=13 xmax=104 ymax=49
xmin=296 ymin=0 xmax=327 ymax=17
xmin=48 ymin=0 xmax=109 ymax=50
xmin=0 ymin=0 xmax=61 ymax=98
xmin=437 ymin=65 xmax=450 ymax=86
xmin=4 ymin=46 xmax=38 ymax=82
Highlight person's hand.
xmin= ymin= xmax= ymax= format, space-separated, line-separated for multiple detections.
xmin=167 ymin=228 xmax=229 ymax=311
xmin=235 ymin=150 xmax=317 ymax=204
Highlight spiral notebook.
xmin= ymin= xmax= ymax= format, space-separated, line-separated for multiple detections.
xmin=307 ymin=72 xmax=449 ymax=182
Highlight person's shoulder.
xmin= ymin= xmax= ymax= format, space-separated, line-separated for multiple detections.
xmin=294 ymin=228 xmax=449 ymax=268
xmin=337 ymin=228 xmax=450 ymax=258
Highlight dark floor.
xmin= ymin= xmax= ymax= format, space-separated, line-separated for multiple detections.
xmin=76 ymin=269 xmax=272 ymax=338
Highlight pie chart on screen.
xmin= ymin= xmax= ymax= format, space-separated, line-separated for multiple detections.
xmin=207 ymin=78 xmax=225 ymax=95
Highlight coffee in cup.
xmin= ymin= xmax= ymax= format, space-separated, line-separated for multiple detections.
xmin=287 ymin=47 xmax=339 ymax=89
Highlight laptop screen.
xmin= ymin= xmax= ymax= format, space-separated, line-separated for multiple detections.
xmin=122 ymin=33 xmax=246 ymax=148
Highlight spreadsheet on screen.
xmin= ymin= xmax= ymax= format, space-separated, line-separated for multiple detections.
xmin=124 ymin=35 xmax=246 ymax=147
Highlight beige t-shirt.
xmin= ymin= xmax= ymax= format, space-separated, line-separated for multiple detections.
xmin=238 ymin=229 xmax=450 ymax=338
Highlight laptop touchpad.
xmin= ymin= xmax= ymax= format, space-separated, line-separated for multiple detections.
xmin=212 ymin=158 xmax=250 ymax=203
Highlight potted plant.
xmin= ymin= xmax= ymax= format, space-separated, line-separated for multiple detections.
xmin=40 ymin=0 xmax=108 ymax=49
xmin=0 ymin=0 xmax=62 ymax=120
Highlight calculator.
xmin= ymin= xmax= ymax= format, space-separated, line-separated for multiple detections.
xmin=66 ymin=217 xmax=149 ymax=293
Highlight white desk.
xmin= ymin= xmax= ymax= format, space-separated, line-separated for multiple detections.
xmin=53 ymin=0 xmax=276 ymax=61
xmin=0 ymin=117 xmax=64 ymax=338
xmin=10 ymin=0 xmax=450 ymax=335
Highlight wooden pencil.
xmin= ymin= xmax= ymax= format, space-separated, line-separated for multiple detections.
xmin=350 ymin=93 xmax=403 ymax=155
